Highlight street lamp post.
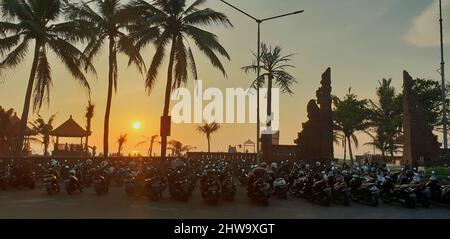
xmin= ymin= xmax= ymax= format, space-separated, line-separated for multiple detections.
xmin=219 ymin=0 xmax=304 ymax=164
xmin=439 ymin=0 xmax=448 ymax=149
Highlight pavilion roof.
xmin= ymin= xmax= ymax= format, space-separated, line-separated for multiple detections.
xmin=50 ymin=116 xmax=90 ymax=137
xmin=244 ymin=139 xmax=255 ymax=145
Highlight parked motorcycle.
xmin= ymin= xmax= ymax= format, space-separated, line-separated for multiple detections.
xmin=221 ymin=176 xmax=237 ymax=201
xmin=94 ymin=174 xmax=109 ymax=195
xmin=331 ymin=175 xmax=350 ymax=206
xmin=65 ymin=170 xmax=82 ymax=194
xmin=379 ymin=175 xmax=416 ymax=208
xmin=144 ymin=176 xmax=166 ymax=201
xmin=427 ymin=173 xmax=450 ymax=206
xmin=272 ymin=178 xmax=289 ymax=199
xmin=349 ymin=175 xmax=379 ymax=207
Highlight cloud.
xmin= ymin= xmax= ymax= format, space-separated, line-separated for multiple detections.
xmin=405 ymin=0 xmax=450 ymax=47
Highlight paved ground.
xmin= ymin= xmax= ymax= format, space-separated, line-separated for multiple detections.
xmin=0 ymin=185 xmax=449 ymax=219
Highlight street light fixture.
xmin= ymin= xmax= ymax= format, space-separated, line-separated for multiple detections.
xmin=219 ymin=0 xmax=304 ymax=164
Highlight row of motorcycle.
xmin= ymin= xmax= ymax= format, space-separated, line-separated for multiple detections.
xmin=269 ymin=163 xmax=450 ymax=208
xmin=2 ymin=159 xmax=450 ymax=209
xmin=123 ymin=162 xmax=238 ymax=205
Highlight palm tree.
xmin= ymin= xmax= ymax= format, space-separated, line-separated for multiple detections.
xmin=196 ymin=122 xmax=220 ymax=153
xmin=135 ymin=134 xmax=159 ymax=157
xmin=333 ymin=88 xmax=370 ymax=163
xmin=167 ymin=140 xmax=195 ymax=157
xmin=30 ymin=114 xmax=56 ymax=156
xmin=65 ymin=0 xmax=145 ymax=158
xmin=0 ymin=106 xmax=14 ymax=154
xmin=242 ymin=43 xmax=297 ymax=130
xmin=367 ymin=78 xmax=403 ymax=157
xmin=117 ymin=133 xmax=127 ymax=156
xmin=0 ymin=0 xmax=94 ymax=154
xmin=84 ymin=100 xmax=95 ymax=153
xmin=126 ymin=0 xmax=232 ymax=159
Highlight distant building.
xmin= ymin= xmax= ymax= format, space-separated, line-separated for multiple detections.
xmin=228 ymin=145 xmax=238 ymax=153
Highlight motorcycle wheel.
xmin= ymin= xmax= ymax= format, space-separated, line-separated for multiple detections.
xmin=380 ymin=191 xmax=393 ymax=204
xmin=149 ymin=192 xmax=159 ymax=201
xmin=422 ymin=199 xmax=430 ymax=208
xmin=46 ymin=186 xmax=57 ymax=195
xmin=405 ymin=197 xmax=416 ymax=208
xmin=28 ymin=180 xmax=35 ymax=190
xmin=335 ymin=193 xmax=350 ymax=206
xmin=322 ymin=194 xmax=332 ymax=207
xmin=350 ymin=192 xmax=361 ymax=202
xmin=371 ymin=196 xmax=379 ymax=207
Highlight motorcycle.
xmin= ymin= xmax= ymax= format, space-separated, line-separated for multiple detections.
xmin=248 ymin=178 xmax=272 ymax=206
xmin=309 ymin=175 xmax=332 ymax=206
xmin=124 ymin=171 xmax=138 ymax=197
xmin=201 ymin=178 xmax=222 ymax=205
xmin=65 ymin=172 xmax=83 ymax=194
xmin=349 ymin=175 xmax=379 ymax=207
xmin=409 ymin=173 xmax=431 ymax=208
xmin=144 ymin=176 xmax=166 ymax=201
xmin=239 ymin=169 xmax=249 ymax=186
xmin=169 ymin=171 xmax=191 ymax=202
xmin=221 ymin=176 xmax=237 ymax=201
xmin=427 ymin=173 xmax=450 ymax=206
xmin=379 ymin=175 xmax=416 ymax=208
xmin=94 ymin=174 xmax=109 ymax=195
xmin=42 ymin=165 xmax=60 ymax=195
xmin=331 ymin=175 xmax=350 ymax=206
xmin=272 ymin=178 xmax=289 ymax=199
xmin=0 ymin=168 xmax=11 ymax=190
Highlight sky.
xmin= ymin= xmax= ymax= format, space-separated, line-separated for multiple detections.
xmin=0 ymin=0 xmax=449 ymax=157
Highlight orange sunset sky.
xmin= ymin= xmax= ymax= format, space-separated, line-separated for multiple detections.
xmin=1 ymin=0 xmax=449 ymax=157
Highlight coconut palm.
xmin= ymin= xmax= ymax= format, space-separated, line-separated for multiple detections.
xmin=242 ymin=43 xmax=297 ymax=130
xmin=65 ymin=0 xmax=145 ymax=158
xmin=167 ymin=140 xmax=195 ymax=157
xmin=135 ymin=134 xmax=159 ymax=157
xmin=0 ymin=106 xmax=14 ymax=154
xmin=367 ymin=78 xmax=403 ymax=157
xmin=30 ymin=114 xmax=56 ymax=156
xmin=84 ymin=100 xmax=95 ymax=153
xmin=117 ymin=133 xmax=127 ymax=156
xmin=126 ymin=0 xmax=232 ymax=159
xmin=332 ymin=89 xmax=370 ymax=163
xmin=0 ymin=0 xmax=94 ymax=154
xmin=196 ymin=122 xmax=220 ymax=153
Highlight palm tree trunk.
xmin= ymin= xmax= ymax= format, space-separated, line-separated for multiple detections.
xmin=267 ymin=74 xmax=273 ymax=129
xmin=17 ymin=42 xmax=41 ymax=156
xmin=44 ymin=134 xmax=49 ymax=156
xmin=85 ymin=120 xmax=91 ymax=153
xmin=207 ymin=135 xmax=211 ymax=153
xmin=160 ymin=36 xmax=177 ymax=159
xmin=103 ymin=38 xmax=115 ymax=159
xmin=348 ymin=136 xmax=354 ymax=164
xmin=149 ymin=140 xmax=153 ymax=157
xmin=343 ymin=136 xmax=347 ymax=164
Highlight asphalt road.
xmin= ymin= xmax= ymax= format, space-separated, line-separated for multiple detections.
xmin=0 ymin=185 xmax=449 ymax=219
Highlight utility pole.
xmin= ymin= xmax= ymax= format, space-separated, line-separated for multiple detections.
xmin=219 ymin=0 xmax=303 ymax=164
xmin=439 ymin=0 xmax=448 ymax=149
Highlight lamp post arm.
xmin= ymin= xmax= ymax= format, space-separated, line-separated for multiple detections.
xmin=219 ymin=0 xmax=259 ymax=21
xmin=261 ymin=10 xmax=305 ymax=22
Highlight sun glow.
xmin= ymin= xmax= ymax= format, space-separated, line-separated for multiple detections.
xmin=133 ymin=121 xmax=141 ymax=130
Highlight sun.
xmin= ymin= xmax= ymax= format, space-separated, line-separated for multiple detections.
xmin=133 ymin=121 xmax=141 ymax=130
